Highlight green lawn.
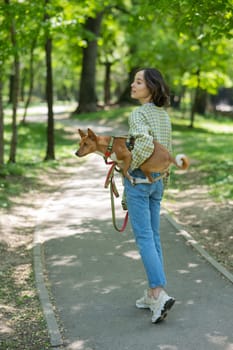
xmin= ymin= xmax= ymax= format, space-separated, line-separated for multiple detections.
xmin=0 ymin=118 xmax=75 ymax=208
xmin=170 ymin=112 xmax=233 ymax=200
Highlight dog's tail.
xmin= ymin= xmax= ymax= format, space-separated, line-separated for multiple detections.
xmin=175 ymin=154 xmax=189 ymax=170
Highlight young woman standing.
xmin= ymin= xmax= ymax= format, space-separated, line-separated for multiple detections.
xmin=124 ymin=68 xmax=175 ymax=323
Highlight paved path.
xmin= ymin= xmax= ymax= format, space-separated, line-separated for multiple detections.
xmin=34 ymin=125 xmax=233 ymax=350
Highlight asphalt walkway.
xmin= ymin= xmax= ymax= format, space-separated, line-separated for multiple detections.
xmin=34 ymin=129 xmax=233 ymax=350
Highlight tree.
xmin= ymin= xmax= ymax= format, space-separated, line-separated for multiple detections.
xmin=161 ymin=0 xmax=233 ymax=126
xmin=99 ymin=9 xmax=129 ymax=105
xmin=21 ymin=26 xmax=42 ymax=123
xmin=115 ymin=0 xmax=233 ymax=125
xmin=75 ymin=13 xmax=104 ymax=113
xmin=71 ymin=0 xmax=131 ymax=113
xmin=44 ymin=0 xmax=55 ymax=160
xmin=0 ymin=0 xmax=232 ymax=161
xmin=0 ymin=2 xmax=9 ymax=166
xmin=0 ymin=75 xmax=4 ymax=166
xmin=4 ymin=0 xmax=20 ymax=163
xmin=1 ymin=0 xmax=46 ymax=163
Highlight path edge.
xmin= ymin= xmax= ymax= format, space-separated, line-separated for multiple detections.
xmin=33 ymin=199 xmax=64 ymax=349
xmin=161 ymin=207 xmax=233 ymax=284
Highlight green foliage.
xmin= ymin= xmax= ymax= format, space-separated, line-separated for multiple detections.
xmin=118 ymin=0 xmax=233 ymax=94
xmin=1 ymin=1 xmax=233 ymax=171
xmin=1 ymin=0 xmax=232 ymax=105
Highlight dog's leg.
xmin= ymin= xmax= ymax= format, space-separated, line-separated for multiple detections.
xmin=120 ymin=168 xmax=133 ymax=182
xmin=122 ymin=167 xmax=133 ymax=182
xmin=121 ymin=155 xmax=133 ymax=181
xmin=142 ymin=171 xmax=154 ymax=183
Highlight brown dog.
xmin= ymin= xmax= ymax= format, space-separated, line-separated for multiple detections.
xmin=76 ymin=128 xmax=189 ymax=183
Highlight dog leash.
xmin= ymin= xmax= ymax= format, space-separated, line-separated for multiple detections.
xmin=104 ymin=162 xmax=129 ymax=233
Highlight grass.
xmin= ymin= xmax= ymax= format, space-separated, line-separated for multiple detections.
xmin=72 ymin=105 xmax=133 ymax=124
xmin=169 ymin=111 xmax=233 ymax=200
xmin=0 ymin=118 xmax=76 ymax=208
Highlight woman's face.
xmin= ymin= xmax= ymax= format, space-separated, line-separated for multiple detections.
xmin=131 ymin=70 xmax=152 ymax=104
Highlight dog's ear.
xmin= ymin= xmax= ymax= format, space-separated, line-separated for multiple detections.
xmin=87 ymin=128 xmax=96 ymax=141
xmin=78 ymin=129 xmax=86 ymax=138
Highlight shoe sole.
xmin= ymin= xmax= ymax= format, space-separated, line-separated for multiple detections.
xmin=136 ymin=303 xmax=151 ymax=309
xmin=152 ymin=298 xmax=176 ymax=324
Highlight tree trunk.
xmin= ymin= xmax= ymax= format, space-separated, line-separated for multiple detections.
xmin=118 ymin=67 xmax=139 ymax=105
xmin=104 ymin=62 xmax=111 ymax=105
xmin=44 ymin=0 xmax=55 ymax=161
xmin=44 ymin=37 xmax=55 ymax=160
xmin=8 ymin=73 xmax=14 ymax=104
xmin=170 ymin=86 xmax=186 ymax=109
xmin=20 ymin=67 xmax=26 ymax=102
xmin=194 ymin=88 xmax=207 ymax=115
xmin=22 ymin=35 xmax=38 ymax=123
xmin=189 ymin=69 xmax=201 ymax=128
xmin=8 ymin=58 xmax=19 ymax=163
xmin=0 ymin=76 xmax=4 ymax=165
xmin=190 ymin=86 xmax=208 ymax=128
xmin=6 ymin=0 xmax=19 ymax=163
xmin=74 ymin=13 xmax=103 ymax=114
xmin=190 ymin=91 xmax=196 ymax=128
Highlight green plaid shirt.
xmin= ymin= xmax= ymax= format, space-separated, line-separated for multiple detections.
xmin=128 ymin=103 xmax=172 ymax=171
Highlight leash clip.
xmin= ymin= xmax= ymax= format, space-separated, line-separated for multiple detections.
xmin=126 ymin=136 xmax=135 ymax=151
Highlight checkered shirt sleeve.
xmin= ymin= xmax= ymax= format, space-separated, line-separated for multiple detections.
xmin=128 ymin=104 xmax=172 ymax=172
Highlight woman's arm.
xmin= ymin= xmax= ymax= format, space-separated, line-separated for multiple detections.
xmin=129 ymin=109 xmax=154 ymax=170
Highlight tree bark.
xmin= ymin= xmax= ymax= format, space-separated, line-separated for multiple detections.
xmin=118 ymin=67 xmax=138 ymax=105
xmin=0 ymin=76 xmax=4 ymax=165
xmin=6 ymin=0 xmax=20 ymax=163
xmin=194 ymin=88 xmax=207 ymax=115
xmin=22 ymin=34 xmax=39 ymax=123
xmin=104 ymin=62 xmax=111 ymax=105
xmin=189 ymin=69 xmax=200 ymax=128
xmin=74 ymin=13 xmax=104 ymax=114
xmin=8 ymin=55 xmax=20 ymax=163
xmin=8 ymin=73 xmax=14 ymax=104
xmin=44 ymin=0 xmax=55 ymax=160
xmin=44 ymin=37 xmax=55 ymax=160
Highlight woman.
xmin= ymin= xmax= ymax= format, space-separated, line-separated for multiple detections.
xmin=124 ymin=68 xmax=175 ymax=324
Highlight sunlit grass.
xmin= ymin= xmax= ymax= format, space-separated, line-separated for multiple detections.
xmin=169 ymin=112 xmax=233 ymax=200
xmin=72 ymin=105 xmax=133 ymax=125
xmin=0 ymin=117 xmax=75 ymax=208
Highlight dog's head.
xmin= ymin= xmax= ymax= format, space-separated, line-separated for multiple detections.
xmin=75 ymin=128 xmax=97 ymax=157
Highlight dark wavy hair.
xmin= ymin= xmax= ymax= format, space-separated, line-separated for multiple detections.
xmin=139 ymin=68 xmax=170 ymax=107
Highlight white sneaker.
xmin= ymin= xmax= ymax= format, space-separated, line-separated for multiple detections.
xmin=136 ymin=290 xmax=175 ymax=323
xmin=136 ymin=289 xmax=154 ymax=309
xmin=151 ymin=290 xmax=175 ymax=323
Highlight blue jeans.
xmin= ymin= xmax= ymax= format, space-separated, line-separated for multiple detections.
xmin=124 ymin=169 xmax=166 ymax=288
